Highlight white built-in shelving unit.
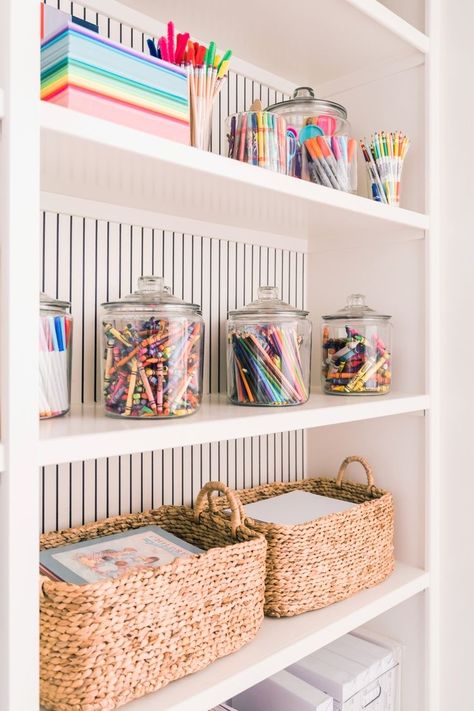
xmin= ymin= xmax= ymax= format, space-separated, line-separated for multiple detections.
xmin=38 ymin=392 xmax=429 ymax=466
xmin=0 ymin=0 xmax=439 ymax=709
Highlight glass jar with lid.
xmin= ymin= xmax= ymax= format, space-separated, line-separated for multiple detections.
xmin=227 ymin=286 xmax=312 ymax=407
xmin=266 ymin=87 xmax=357 ymax=191
xmin=40 ymin=292 xmax=73 ymax=419
xmin=101 ymin=276 xmax=204 ymax=419
xmin=321 ymin=294 xmax=392 ymax=396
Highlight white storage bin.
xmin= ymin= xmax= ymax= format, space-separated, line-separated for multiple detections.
xmin=288 ymin=633 xmax=401 ymax=711
xmin=232 ymin=669 xmax=333 ymax=711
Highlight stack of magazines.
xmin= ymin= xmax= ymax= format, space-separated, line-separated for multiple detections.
xmin=40 ymin=525 xmax=202 ymax=584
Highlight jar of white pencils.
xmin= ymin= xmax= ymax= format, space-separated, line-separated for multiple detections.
xmin=39 ymin=292 xmax=73 ymax=419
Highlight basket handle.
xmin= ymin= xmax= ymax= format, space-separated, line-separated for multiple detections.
xmin=194 ymin=481 xmax=245 ymax=537
xmin=336 ymin=455 xmax=375 ymax=492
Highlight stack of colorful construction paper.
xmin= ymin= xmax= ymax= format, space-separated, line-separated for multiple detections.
xmin=41 ymin=23 xmax=190 ymax=143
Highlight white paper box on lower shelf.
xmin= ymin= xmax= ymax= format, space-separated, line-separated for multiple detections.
xmin=288 ymin=633 xmax=400 ymax=711
xmin=350 ymin=629 xmax=403 ymax=711
xmin=231 ymin=669 xmax=333 ymax=711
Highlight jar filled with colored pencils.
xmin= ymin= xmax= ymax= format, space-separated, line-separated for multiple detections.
xmin=40 ymin=292 xmax=73 ymax=419
xmin=227 ymin=287 xmax=312 ymax=407
xmin=101 ymin=276 xmax=204 ymax=419
xmin=321 ymin=295 xmax=392 ymax=396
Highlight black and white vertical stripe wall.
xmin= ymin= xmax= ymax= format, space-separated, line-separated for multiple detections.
xmin=40 ymin=0 xmax=306 ymax=533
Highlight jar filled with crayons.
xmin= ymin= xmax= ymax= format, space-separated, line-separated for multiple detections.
xmin=227 ymin=286 xmax=311 ymax=407
xmin=321 ymin=294 xmax=392 ymax=396
xmin=267 ymin=87 xmax=357 ymax=191
xmin=40 ymin=292 xmax=73 ymax=419
xmin=101 ymin=276 xmax=204 ymax=419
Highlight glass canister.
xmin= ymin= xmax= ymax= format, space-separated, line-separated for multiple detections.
xmin=266 ymin=87 xmax=357 ymax=191
xmin=101 ymin=276 xmax=204 ymax=419
xmin=40 ymin=292 xmax=73 ymax=419
xmin=321 ymin=294 xmax=392 ymax=396
xmin=226 ymin=110 xmax=288 ymax=173
xmin=227 ymin=286 xmax=312 ymax=407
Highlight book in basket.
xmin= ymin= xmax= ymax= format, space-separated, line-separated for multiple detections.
xmin=40 ymin=524 xmax=202 ymax=584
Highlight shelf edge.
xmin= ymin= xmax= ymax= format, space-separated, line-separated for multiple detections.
xmin=38 ymin=394 xmax=429 ymax=466
xmin=345 ymin=0 xmax=430 ymax=53
xmin=40 ymin=103 xmax=429 ymax=234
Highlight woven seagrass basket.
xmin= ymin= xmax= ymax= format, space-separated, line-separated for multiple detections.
xmin=214 ymin=456 xmax=394 ymax=618
xmin=40 ymin=482 xmax=267 ymax=711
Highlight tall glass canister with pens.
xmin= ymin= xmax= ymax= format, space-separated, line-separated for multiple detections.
xmin=39 ymin=292 xmax=73 ymax=418
xmin=266 ymin=87 xmax=357 ymax=191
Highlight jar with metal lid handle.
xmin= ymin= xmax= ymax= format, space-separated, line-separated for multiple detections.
xmin=227 ymin=286 xmax=312 ymax=407
xmin=266 ymin=87 xmax=357 ymax=190
xmin=321 ymin=294 xmax=392 ymax=395
xmin=40 ymin=292 xmax=73 ymax=418
xmin=101 ymin=276 xmax=204 ymax=418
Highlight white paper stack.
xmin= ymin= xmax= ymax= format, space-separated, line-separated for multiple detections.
xmin=236 ymin=490 xmax=355 ymax=526
xmin=232 ymin=669 xmax=333 ymax=711
xmin=288 ymin=633 xmax=401 ymax=711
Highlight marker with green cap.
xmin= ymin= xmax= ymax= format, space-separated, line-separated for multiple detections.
xmin=206 ymin=40 xmax=216 ymax=68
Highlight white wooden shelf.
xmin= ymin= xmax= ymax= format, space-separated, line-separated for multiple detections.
xmin=40 ymin=103 xmax=428 ymax=249
xmin=40 ymin=562 xmax=429 ymax=711
xmin=115 ymin=0 xmax=429 ymax=86
xmin=39 ymin=391 xmax=429 ymax=466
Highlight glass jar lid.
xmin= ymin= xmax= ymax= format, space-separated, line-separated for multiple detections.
xmin=266 ymin=87 xmax=348 ymax=120
xmin=323 ymin=294 xmax=391 ymax=321
xmin=228 ymin=286 xmax=308 ymax=318
xmin=40 ymin=291 xmax=71 ymax=312
xmin=102 ymin=276 xmax=202 ymax=314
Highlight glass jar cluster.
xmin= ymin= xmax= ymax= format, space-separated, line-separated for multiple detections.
xmin=39 ymin=279 xmax=393 ymax=421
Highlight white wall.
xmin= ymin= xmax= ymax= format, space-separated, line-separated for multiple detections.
xmin=440 ymin=2 xmax=474 ymax=708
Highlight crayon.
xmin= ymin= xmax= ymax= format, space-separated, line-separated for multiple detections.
xmin=322 ymin=326 xmax=392 ymax=395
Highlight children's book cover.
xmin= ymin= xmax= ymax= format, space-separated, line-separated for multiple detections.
xmin=40 ymin=525 xmax=202 ymax=584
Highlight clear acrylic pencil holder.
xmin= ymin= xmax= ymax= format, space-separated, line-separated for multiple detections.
xmin=365 ymin=166 xmax=402 ymax=207
xmin=190 ymin=103 xmax=212 ymax=150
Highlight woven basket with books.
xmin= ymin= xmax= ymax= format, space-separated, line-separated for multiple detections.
xmin=40 ymin=482 xmax=267 ymax=711
xmin=213 ymin=456 xmax=394 ymax=618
